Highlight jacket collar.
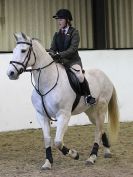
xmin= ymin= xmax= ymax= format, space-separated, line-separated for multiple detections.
xmin=66 ymin=27 xmax=74 ymax=35
xmin=58 ymin=26 xmax=74 ymax=35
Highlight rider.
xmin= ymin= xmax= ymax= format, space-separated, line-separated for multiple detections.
xmin=49 ymin=9 xmax=96 ymax=105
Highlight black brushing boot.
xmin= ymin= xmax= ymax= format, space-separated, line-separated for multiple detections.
xmin=81 ymin=78 xmax=96 ymax=105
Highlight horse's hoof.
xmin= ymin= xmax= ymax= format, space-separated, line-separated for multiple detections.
xmin=104 ymin=153 xmax=112 ymax=158
xmin=41 ymin=166 xmax=51 ymax=170
xmin=41 ymin=159 xmax=52 ymax=170
xmin=74 ymin=152 xmax=79 ymax=160
xmin=68 ymin=149 xmax=79 ymax=160
xmin=85 ymin=160 xmax=94 ymax=166
xmin=85 ymin=154 xmax=96 ymax=166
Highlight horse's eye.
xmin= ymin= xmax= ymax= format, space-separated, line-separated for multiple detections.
xmin=21 ymin=49 xmax=26 ymax=53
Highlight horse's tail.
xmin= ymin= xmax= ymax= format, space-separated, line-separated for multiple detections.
xmin=108 ymin=86 xmax=120 ymax=142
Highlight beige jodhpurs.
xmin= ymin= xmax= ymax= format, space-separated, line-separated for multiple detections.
xmin=70 ymin=64 xmax=84 ymax=83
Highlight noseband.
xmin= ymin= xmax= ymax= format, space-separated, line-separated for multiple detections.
xmin=10 ymin=41 xmax=36 ymax=75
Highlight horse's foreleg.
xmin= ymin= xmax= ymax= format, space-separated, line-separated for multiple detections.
xmin=36 ymin=112 xmax=53 ymax=170
xmin=32 ymin=91 xmax=53 ymax=170
xmin=54 ymin=113 xmax=79 ymax=160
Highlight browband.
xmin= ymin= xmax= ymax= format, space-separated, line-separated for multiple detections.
xmin=17 ymin=41 xmax=32 ymax=46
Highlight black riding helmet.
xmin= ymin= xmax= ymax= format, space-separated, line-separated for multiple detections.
xmin=53 ymin=9 xmax=73 ymax=21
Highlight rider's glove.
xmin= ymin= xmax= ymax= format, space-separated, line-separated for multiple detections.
xmin=49 ymin=52 xmax=62 ymax=63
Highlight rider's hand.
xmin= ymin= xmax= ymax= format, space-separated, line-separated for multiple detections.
xmin=53 ymin=53 xmax=61 ymax=61
xmin=49 ymin=53 xmax=61 ymax=63
xmin=49 ymin=52 xmax=55 ymax=58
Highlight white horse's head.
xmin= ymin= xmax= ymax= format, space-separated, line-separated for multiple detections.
xmin=7 ymin=32 xmax=36 ymax=80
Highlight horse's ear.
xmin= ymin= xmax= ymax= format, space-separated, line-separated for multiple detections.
xmin=21 ymin=32 xmax=27 ymax=40
xmin=14 ymin=33 xmax=19 ymax=42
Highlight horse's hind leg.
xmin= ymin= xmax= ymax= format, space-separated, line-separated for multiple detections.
xmin=54 ymin=113 xmax=79 ymax=160
xmin=102 ymin=132 xmax=112 ymax=158
xmin=85 ymin=103 xmax=109 ymax=165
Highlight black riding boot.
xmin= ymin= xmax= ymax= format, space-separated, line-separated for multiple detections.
xmin=81 ymin=78 xmax=96 ymax=105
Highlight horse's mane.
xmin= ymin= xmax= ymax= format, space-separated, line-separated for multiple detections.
xmin=32 ymin=37 xmax=41 ymax=42
xmin=32 ymin=38 xmax=46 ymax=52
xmin=32 ymin=38 xmax=51 ymax=60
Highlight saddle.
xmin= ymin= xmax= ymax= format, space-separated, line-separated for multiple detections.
xmin=65 ymin=67 xmax=84 ymax=112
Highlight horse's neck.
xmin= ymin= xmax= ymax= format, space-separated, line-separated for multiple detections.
xmin=32 ymin=40 xmax=57 ymax=93
xmin=32 ymin=40 xmax=52 ymax=68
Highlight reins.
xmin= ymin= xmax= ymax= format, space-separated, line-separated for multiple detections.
xmin=10 ymin=40 xmax=58 ymax=121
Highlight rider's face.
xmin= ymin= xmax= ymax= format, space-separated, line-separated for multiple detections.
xmin=57 ymin=19 xmax=67 ymax=29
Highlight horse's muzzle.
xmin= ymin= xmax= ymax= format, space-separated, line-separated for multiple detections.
xmin=7 ymin=69 xmax=19 ymax=80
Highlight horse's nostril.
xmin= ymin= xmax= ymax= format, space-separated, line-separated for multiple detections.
xmin=10 ymin=71 xmax=14 ymax=76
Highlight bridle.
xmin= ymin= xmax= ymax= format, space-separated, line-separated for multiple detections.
xmin=10 ymin=41 xmax=36 ymax=74
xmin=10 ymin=40 xmax=59 ymax=121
